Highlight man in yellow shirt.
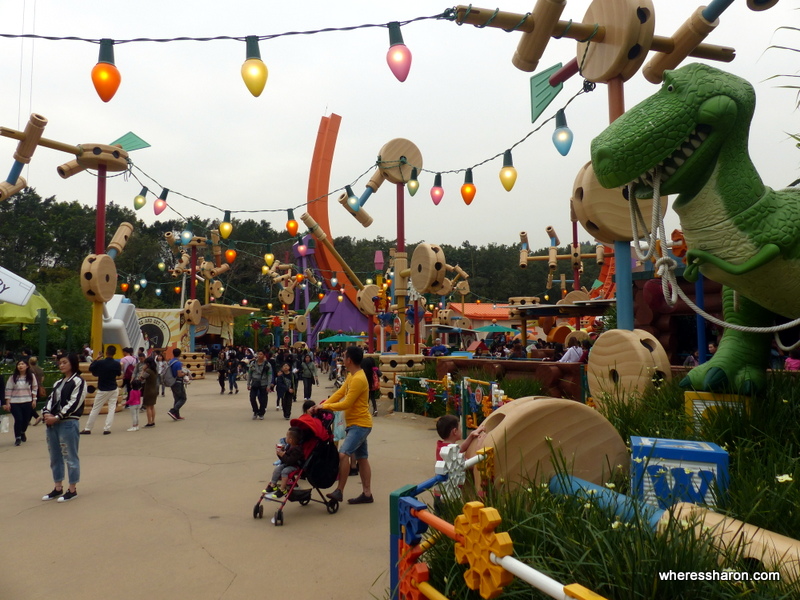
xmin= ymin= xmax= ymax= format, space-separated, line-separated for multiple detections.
xmin=314 ymin=346 xmax=373 ymax=504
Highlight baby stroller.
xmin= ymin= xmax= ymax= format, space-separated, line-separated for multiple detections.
xmin=252 ymin=409 xmax=340 ymax=526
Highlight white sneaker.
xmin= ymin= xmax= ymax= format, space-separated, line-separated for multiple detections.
xmin=127 ymin=426 xmax=139 ymax=432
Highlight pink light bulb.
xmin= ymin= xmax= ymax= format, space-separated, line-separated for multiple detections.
xmin=430 ymin=173 xmax=444 ymax=205
xmin=154 ymin=198 xmax=167 ymax=216
xmin=387 ymin=45 xmax=412 ymax=82
xmin=386 ymin=22 xmax=412 ymax=83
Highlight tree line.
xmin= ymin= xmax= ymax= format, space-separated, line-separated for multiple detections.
xmin=0 ymin=188 xmax=602 ymax=351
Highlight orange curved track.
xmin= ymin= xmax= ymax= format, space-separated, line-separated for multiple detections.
xmin=306 ymin=114 xmax=362 ymax=308
xmin=590 ymin=248 xmax=615 ymax=300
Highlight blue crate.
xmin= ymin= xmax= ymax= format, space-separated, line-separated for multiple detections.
xmin=630 ymin=436 xmax=729 ymax=510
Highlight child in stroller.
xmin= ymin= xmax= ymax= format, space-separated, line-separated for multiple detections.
xmin=265 ymin=427 xmax=304 ymax=499
xmin=253 ymin=408 xmax=340 ymax=526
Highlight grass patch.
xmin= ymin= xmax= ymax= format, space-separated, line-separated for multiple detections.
xmin=406 ymin=371 xmax=800 ymax=599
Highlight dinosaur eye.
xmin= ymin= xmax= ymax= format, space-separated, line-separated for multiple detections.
xmin=666 ymin=84 xmax=674 ymax=92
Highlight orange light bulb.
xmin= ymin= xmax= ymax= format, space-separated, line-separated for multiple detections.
xmin=91 ymin=39 xmax=121 ymax=103
xmin=225 ymin=249 xmax=237 ymax=263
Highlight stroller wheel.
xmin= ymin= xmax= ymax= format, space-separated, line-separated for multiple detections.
xmin=252 ymin=503 xmax=262 ymax=519
xmin=273 ymin=510 xmax=284 ymax=526
xmin=299 ymin=496 xmax=310 ymax=506
xmin=258 ymin=505 xmax=264 ymax=519
xmin=326 ymin=500 xmax=339 ymax=515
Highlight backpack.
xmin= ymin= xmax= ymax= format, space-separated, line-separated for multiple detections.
xmin=162 ymin=359 xmax=179 ymax=387
xmin=124 ymin=361 xmax=135 ymax=380
xmin=370 ymin=367 xmax=381 ymax=392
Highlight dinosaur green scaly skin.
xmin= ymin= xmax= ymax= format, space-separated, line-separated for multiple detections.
xmin=590 ymin=63 xmax=800 ymax=393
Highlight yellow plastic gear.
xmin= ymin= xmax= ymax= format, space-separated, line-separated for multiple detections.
xmin=454 ymin=501 xmax=513 ymax=599
xmin=476 ymin=447 xmax=495 ymax=483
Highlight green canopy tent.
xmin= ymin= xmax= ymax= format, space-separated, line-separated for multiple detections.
xmin=474 ymin=323 xmax=517 ymax=334
xmin=318 ymin=334 xmax=365 ymax=344
xmin=0 ymin=291 xmax=58 ymax=325
xmin=0 ymin=291 xmax=60 ymax=358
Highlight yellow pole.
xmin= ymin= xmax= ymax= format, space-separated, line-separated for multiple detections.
xmin=91 ymin=302 xmax=104 ymax=357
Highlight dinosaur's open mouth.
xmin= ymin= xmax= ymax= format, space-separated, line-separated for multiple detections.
xmin=631 ymin=124 xmax=712 ymax=188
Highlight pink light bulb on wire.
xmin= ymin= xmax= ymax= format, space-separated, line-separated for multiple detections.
xmin=386 ymin=22 xmax=412 ymax=82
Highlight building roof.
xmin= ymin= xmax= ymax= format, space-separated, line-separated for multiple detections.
xmin=448 ymin=303 xmax=509 ymax=320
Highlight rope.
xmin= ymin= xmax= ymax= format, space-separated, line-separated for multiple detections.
xmin=475 ymin=8 xmax=499 ymax=28
xmin=627 ymin=171 xmax=800 ymax=341
xmin=503 ymin=12 xmax=531 ymax=33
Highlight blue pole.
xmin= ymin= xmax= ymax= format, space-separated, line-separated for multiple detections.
xmin=702 ymin=0 xmax=735 ymax=22
xmin=614 ymin=241 xmax=634 ymax=330
xmin=695 ymin=274 xmax=707 ymax=364
xmin=7 ymin=161 xmax=23 ymax=185
xmin=357 ymin=187 xmax=374 ymax=209
xmin=549 ymin=475 xmax=664 ymax=530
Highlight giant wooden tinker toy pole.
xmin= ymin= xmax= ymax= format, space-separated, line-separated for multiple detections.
xmin=453 ymin=0 xmax=777 ymax=398
xmin=0 ymin=114 xmax=132 ymax=357
xmin=454 ymin=0 xmax=748 ymax=331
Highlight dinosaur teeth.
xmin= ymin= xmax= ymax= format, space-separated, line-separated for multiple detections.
xmin=697 ymin=130 xmax=708 ymax=141
xmin=673 ymin=156 xmax=685 ymax=166
xmin=663 ymin=165 xmax=676 ymax=176
xmin=690 ymin=137 xmax=702 ymax=149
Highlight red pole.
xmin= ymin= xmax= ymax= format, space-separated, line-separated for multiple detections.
xmin=190 ymin=246 xmax=198 ymax=300
xmin=396 ymin=182 xmax=405 ymax=252
xmin=96 ymin=164 xmax=107 ymax=253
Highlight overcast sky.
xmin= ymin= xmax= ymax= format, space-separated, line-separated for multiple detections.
xmin=1 ymin=0 xmax=798 ymax=253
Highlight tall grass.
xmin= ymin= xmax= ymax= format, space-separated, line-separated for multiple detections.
xmin=411 ymin=372 xmax=800 ymax=599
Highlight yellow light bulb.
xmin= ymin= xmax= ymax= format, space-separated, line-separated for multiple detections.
xmin=241 ymin=37 xmax=268 ymax=97
xmin=499 ymin=150 xmax=517 ymax=192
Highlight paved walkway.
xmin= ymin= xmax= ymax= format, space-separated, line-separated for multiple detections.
xmin=1 ymin=375 xmax=439 ymax=599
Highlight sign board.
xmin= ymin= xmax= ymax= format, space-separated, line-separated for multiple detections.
xmin=0 ymin=266 xmax=35 ymax=306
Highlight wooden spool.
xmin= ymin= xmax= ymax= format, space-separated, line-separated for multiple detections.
xmin=80 ymin=254 xmax=117 ymax=303
xmin=577 ymin=0 xmax=655 ymax=84
xmin=508 ymin=296 xmax=540 ymax=307
xmin=183 ymin=299 xmax=202 ymax=325
xmin=180 ymin=351 xmax=206 ymax=379
xmin=294 ymin=315 xmax=308 ymax=333
xmin=76 ymin=143 xmax=129 ymax=171
xmin=559 ymin=290 xmax=591 ymax=305
xmin=377 ymin=138 xmax=423 ymax=185
xmin=79 ymin=363 xmax=125 ymax=414
xmin=410 ymin=243 xmax=447 ymax=294
xmin=278 ymin=288 xmax=295 ymax=305
xmin=454 ymin=280 xmax=470 ymax=296
xmin=464 ymin=397 xmax=630 ymax=488
xmin=379 ymin=354 xmax=425 ymax=373
xmin=200 ymin=261 xmax=215 ymax=279
xmin=438 ymin=278 xmax=454 ymax=296
xmin=356 ymin=284 xmax=380 ymax=316
xmin=586 ymin=329 xmax=671 ymax=406
xmin=211 ymin=281 xmax=224 ymax=297
xmin=572 ymin=161 xmax=666 ymax=244
xmin=452 ymin=317 xmax=472 ymax=330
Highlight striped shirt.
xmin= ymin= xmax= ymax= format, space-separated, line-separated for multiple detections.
xmin=5 ymin=375 xmax=38 ymax=404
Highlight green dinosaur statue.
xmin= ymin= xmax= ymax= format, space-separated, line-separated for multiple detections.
xmin=591 ymin=62 xmax=800 ymax=394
